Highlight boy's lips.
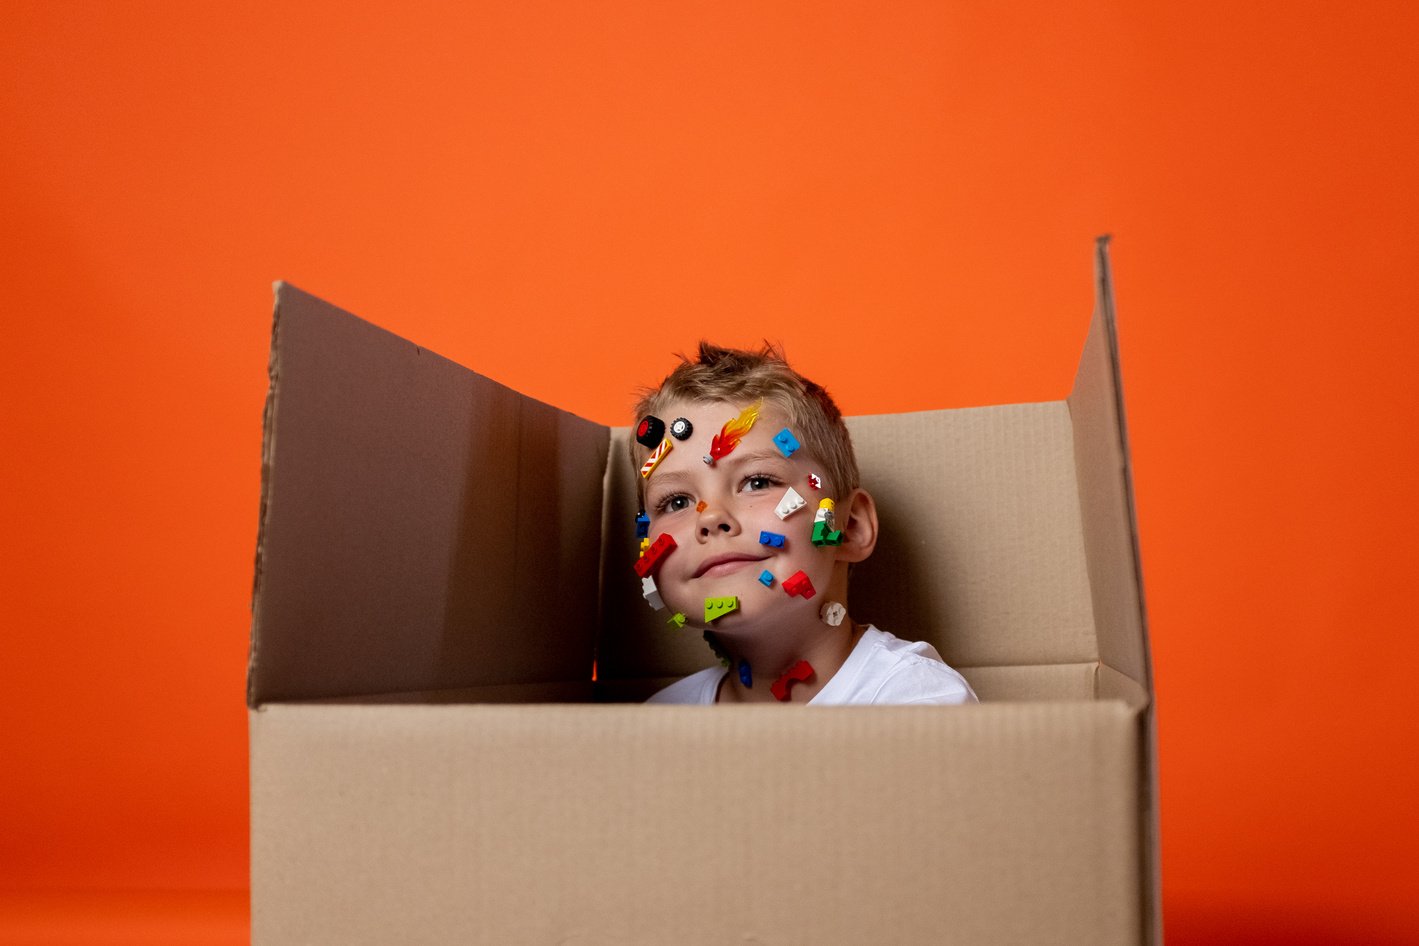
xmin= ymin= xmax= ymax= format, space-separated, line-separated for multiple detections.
xmin=693 ymin=552 xmax=769 ymax=579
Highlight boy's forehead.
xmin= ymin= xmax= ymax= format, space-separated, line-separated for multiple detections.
xmin=655 ymin=397 xmax=785 ymax=427
xmin=646 ymin=399 xmax=818 ymax=470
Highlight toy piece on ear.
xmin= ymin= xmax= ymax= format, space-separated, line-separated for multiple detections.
xmin=635 ymin=416 xmax=667 ymax=448
xmin=775 ymin=487 xmax=806 ymax=520
xmin=635 ymin=511 xmax=650 ymax=539
xmin=820 ymin=601 xmax=846 ymax=627
xmin=758 ymin=570 xmax=775 ymax=588
xmin=738 ymin=660 xmax=753 ymax=688
xmin=782 ymin=570 xmax=816 ymax=599
xmin=759 ymin=530 xmax=786 ymax=548
xmin=704 ymin=596 xmax=739 ymax=622
xmin=706 ymin=402 xmax=761 ymax=464
xmin=634 ymin=533 xmax=677 ymax=578
xmin=807 ymin=473 xmax=822 ymax=490
xmin=772 ymin=428 xmax=800 ymax=458
xmin=770 ymin=660 xmax=814 ymax=701
xmin=667 ymin=612 xmax=687 ymax=629
xmin=640 ymin=437 xmax=673 ymax=479
xmin=642 ymin=575 xmax=665 ymax=610
xmin=669 ymin=417 xmax=693 ymax=440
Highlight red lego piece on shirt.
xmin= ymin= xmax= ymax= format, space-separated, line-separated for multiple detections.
xmin=781 ymin=569 xmax=816 ymax=600
xmin=633 ymin=533 xmax=678 ymax=578
xmin=770 ymin=660 xmax=815 ymax=702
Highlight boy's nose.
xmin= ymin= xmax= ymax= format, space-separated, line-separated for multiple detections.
xmin=697 ymin=505 xmax=741 ymax=539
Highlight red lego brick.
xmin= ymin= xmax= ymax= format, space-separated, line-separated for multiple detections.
xmin=770 ymin=660 xmax=814 ymax=701
xmin=781 ymin=569 xmax=816 ymax=600
xmin=633 ymin=532 xmax=678 ymax=578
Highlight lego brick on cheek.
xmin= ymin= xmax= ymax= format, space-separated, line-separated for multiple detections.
xmin=633 ymin=533 xmax=677 ymax=578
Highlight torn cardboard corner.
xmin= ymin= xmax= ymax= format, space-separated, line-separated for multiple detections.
xmin=248 ymin=237 xmax=1159 ymax=945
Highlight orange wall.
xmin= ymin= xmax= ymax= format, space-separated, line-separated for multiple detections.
xmin=3 ymin=2 xmax=1416 ymax=940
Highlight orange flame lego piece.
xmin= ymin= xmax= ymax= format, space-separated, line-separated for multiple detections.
xmin=707 ymin=402 xmax=761 ymax=462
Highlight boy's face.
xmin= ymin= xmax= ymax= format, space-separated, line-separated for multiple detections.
xmin=640 ymin=398 xmax=846 ymax=635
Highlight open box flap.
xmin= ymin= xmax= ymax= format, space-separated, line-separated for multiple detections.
xmin=1067 ymin=237 xmax=1150 ymax=691
xmin=248 ymin=284 xmax=609 ymax=706
xmin=1066 ymin=236 xmax=1159 ymax=944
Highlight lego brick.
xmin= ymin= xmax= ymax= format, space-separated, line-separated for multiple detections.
xmin=774 ymin=487 xmax=806 ymax=520
xmin=635 ymin=511 xmax=650 ymax=539
xmin=666 ymin=612 xmax=686 ymax=629
xmin=820 ymin=600 xmax=846 ymax=627
xmin=641 ymin=575 xmax=664 ymax=611
xmin=737 ymin=660 xmax=753 ymax=688
xmin=669 ymin=417 xmax=693 ymax=440
xmin=633 ymin=533 xmax=677 ymax=579
xmin=695 ymin=500 xmax=707 ymax=513
xmin=758 ymin=570 xmax=774 ymax=587
xmin=806 ymin=472 xmax=821 ymax=490
xmin=781 ymin=570 xmax=816 ymax=600
xmin=770 ymin=660 xmax=814 ymax=701
xmin=758 ymin=530 xmax=786 ymax=548
xmin=772 ymin=427 xmax=800 ymax=458
xmin=639 ymin=437 xmax=673 ymax=479
xmin=704 ymin=596 xmax=739 ymax=623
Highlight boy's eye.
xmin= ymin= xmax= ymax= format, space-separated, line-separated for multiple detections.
xmin=743 ymin=474 xmax=778 ymax=492
xmin=656 ymin=494 xmax=693 ymax=514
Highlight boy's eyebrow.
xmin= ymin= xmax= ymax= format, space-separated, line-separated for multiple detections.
xmin=722 ymin=449 xmax=795 ymax=468
xmin=645 ymin=450 xmax=796 ymax=496
xmin=644 ymin=469 xmax=696 ymax=494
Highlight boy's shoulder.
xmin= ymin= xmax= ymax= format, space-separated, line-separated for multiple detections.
xmin=645 ymin=666 xmax=725 ymax=704
xmin=815 ymin=626 xmax=977 ymax=705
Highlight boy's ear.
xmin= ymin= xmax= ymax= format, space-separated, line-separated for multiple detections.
xmin=833 ymin=487 xmax=879 ymax=565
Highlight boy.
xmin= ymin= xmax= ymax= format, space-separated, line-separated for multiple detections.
xmin=632 ymin=342 xmax=977 ymax=706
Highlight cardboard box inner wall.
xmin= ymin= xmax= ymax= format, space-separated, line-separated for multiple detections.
xmin=248 ymin=239 xmax=1157 ymax=945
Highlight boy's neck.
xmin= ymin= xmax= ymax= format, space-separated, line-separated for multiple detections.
xmin=715 ymin=621 xmax=867 ymax=704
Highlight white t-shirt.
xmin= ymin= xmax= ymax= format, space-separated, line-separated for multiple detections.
xmin=645 ymin=626 xmax=978 ymax=705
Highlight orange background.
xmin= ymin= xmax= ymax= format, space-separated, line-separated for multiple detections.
xmin=3 ymin=2 xmax=1417 ymax=942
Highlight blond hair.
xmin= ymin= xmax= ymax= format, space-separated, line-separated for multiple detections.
xmin=630 ymin=342 xmax=859 ymax=505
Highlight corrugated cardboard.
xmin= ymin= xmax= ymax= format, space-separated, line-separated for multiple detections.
xmin=249 ymin=238 xmax=1157 ymax=944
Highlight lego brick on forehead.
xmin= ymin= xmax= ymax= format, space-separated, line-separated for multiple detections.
xmin=639 ymin=437 xmax=673 ymax=479
xmin=635 ymin=415 xmax=666 ymax=448
xmin=772 ymin=428 xmax=800 ymax=458
xmin=706 ymin=402 xmax=761 ymax=464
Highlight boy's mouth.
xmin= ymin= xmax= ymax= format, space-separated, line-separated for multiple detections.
xmin=693 ymin=553 xmax=769 ymax=579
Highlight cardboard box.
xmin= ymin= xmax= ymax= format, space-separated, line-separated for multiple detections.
xmin=248 ymin=238 xmax=1158 ymax=945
